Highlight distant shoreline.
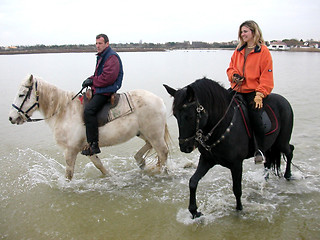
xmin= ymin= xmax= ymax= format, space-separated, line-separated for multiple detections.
xmin=0 ymin=48 xmax=167 ymax=55
xmin=0 ymin=47 xmax=319 ymax=55
xmin=285 ymin=48 xmax=320 ymax=52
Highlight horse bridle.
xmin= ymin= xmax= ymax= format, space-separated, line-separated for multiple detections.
xmin=11 ymin=79 xmax=84 ymax=123
xmin=178 ymin=100 xmax=207 ymax=145
xmin=179 ymin=93 xmax=239 ymax=152
xmin=12 ymin=81 xmax=41 ymax=122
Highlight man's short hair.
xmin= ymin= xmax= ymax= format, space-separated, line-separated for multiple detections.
xmin=96 ymin=34 xmax=109 ymax=43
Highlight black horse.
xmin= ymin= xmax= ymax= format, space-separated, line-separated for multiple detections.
xmin=164 ymin=77 xmax=294 ymax=219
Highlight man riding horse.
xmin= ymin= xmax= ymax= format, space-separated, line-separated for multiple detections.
xmin=81 ymin=34 xmax=124 ymax=156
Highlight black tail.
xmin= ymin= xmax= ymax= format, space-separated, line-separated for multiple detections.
xmin=265 ymin=146 xmax=282 ymax=177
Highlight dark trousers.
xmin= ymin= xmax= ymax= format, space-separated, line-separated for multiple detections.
xmin=84 ymin=94 xmax=110 ymax=143
xmin=239 ymin=92 xmax=266 ymax=151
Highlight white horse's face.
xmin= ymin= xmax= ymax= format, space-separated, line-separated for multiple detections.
xmin=9 ymin=75 xmax=39 ymax=125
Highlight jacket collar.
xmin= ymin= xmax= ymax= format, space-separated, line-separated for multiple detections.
xmin=97 ymin=46 xmax=111 ymax=57
xmin=237 ymin=43 xmax=261 ymax=53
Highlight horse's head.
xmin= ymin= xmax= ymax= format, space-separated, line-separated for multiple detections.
xmin=9 ymin=74 xmax=39 ymax=125
xmin=164 ymin=84 xmax=208 ymax=153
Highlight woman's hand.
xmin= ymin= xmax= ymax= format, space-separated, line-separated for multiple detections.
xmin=254 ymin=92 xmax=264 ymax=108
xmin=232 ymin=74 xmax=245 ymax=84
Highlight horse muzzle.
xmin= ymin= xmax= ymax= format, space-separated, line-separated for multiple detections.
xmin=8 ymin=110 xmax=26 ymax=125
xmin=180 ymin=145 xmax=196 ymax=153
xmin=179 ymin=137 xmax=198 ymax=153
xmin=9 ymin=116 xmax=24 ymax=125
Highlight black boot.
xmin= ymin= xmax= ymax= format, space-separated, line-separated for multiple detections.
xmin=253 ymin=133 xmax=265 ymax=164
xmin=81 ymin=142 xmax=101 ymax=156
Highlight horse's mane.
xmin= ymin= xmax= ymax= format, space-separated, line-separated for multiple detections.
xmin=173 ymin=77 xmax=231 ymax=119
xmin=35 ymin=77 xmax=76 ymax=119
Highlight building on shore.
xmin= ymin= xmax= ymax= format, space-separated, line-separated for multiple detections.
xmin=268 ymin=41 xmax=290 ymax=51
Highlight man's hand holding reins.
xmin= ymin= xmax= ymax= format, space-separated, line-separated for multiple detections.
xmin=82 ymin=78 xmax=93 ymax=88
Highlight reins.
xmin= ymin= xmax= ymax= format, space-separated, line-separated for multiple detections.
xmin=201 ymin=84 xmax=240 ymax=141
xmin=72 ymin=86 xmax=85 ymax=100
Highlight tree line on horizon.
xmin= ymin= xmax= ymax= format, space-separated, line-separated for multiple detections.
xmin=1 ymin=38 xmax=319 ymax=52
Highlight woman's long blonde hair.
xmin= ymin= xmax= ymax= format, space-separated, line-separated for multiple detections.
xmin=237 ymin=20 xmax=265 ymax=48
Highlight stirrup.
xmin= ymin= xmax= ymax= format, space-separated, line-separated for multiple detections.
xmin=81 ymin=142 xmax=101 ymax=156
xmin=254 ymin=149 xmax=265 ymax=164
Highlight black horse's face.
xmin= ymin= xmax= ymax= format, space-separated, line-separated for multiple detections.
xmin=174 ymin=101 xmax=199 ymax=153
xmin=164 ymin=84 xmax=208 ymax=153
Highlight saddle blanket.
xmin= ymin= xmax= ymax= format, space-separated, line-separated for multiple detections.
xmin=236 ymin=98 xmax=278 ymax=137
xmin=107 ymin=92 xmax=134 ymax=122
xmin=81 ymin=92 xmax=135 ymax=127
xmin=263 ymin=104 xmax=278 ymax=135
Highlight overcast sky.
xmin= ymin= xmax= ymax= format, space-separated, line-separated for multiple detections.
xmin=1 ymin=0 xmax=319 ymax=46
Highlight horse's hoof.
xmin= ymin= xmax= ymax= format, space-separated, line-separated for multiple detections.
xmin=160 ymin=166 xmax=169 ymax=174
xmin=139 ymin=165 xmax=146 ymax=170
xmin=284 ymin=173 xmax=292 ymax=180
xmin=138 ymin=162 xmax=146 ymax=170
xmin=236 ymin=204 xmax=243 ymax=211
xmin=65 ymin=171 xmax=73 ymax=181
xmin=191 ymin=211 xmax=203 ymax=219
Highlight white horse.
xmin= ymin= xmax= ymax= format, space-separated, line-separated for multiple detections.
xmin=9 ymin=74 xmax=170 ymax=180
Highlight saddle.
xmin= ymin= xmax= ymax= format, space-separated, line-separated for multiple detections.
xmin=235 ymin=95 xmax=278 ymax=137
xmin=80 ymin=90 xmax=134 ymax=127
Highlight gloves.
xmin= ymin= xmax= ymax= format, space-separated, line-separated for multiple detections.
xmin=232 ymin=74 xmax=245 ymax=84
xmin=254 ymin=92 xmax=264 ymax=109
xmin=82 ymin=78 xmax=93 ymax=88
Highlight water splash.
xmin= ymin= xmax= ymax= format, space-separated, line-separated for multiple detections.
xmin=176 ymin=158 xmax=320 ymax=225
xmin=2 ymin=147 xmax=319 ymax=227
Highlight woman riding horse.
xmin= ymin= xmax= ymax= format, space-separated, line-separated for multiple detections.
xmin=227 ymin=20 xmax=274 ymax=163
xmin=164 ymin=77 xmax=294 ymax=219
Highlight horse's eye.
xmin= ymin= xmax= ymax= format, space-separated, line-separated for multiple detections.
xmin=19 ymin=94 xmax=25 ymax=98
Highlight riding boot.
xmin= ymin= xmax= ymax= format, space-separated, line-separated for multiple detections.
xmin=90 ymin=142 xmax=101 ymax=154
xmin=253 ymin=133 xmax=265 ymax=164
xmin=81 ymin=141 xmax=101 ymax=156
xmin=247 ymin=97 xmax=265 ymax=164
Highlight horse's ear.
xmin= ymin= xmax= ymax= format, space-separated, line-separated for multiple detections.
xmin=163 ymin=84 xmax=176 ymax=97
xmin=186 ymin=86 xmax=195 ymax=102
xmin=27 ymin=74 xmax=34 ymax=85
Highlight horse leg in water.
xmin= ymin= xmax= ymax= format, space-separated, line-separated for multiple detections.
xmin=89 ymin=155 xmax=109 ymax=176
xmin=140 ymin=129 xmax=168 ymax=171
xmin=152 ymin=140 xmax=168 ymax=170
xmin=230 ymin=162 xmax=243 ymax=210
xmin=189 ymin=155 xmax=213 ymax=219
xmin=264 ymin=144 xmax=294 ymax=180
xmin=134 ymin=141 xmax=152 ymax=169
xmin=284 ymin=144 xmax=294 ymax=180
xmin=64 ymin=148 xmax=78 ymax=180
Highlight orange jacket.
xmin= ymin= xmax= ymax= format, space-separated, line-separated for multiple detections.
xmin=227 ymin=44 xmax=274 ymax=96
